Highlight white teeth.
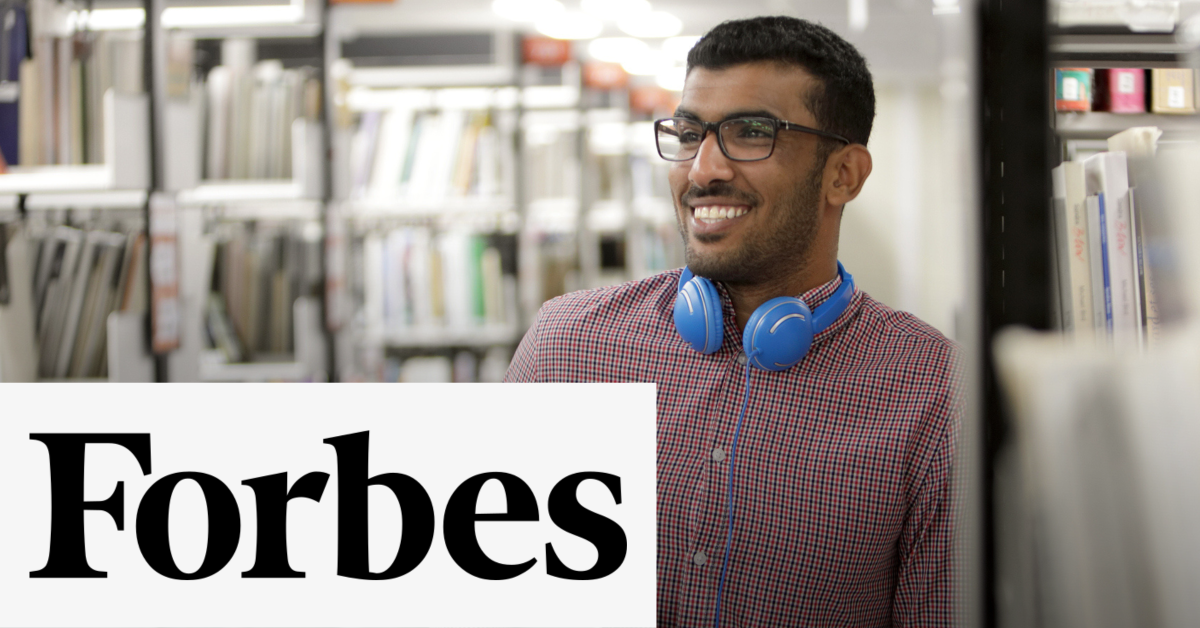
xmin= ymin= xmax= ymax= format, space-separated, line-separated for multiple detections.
xmin=693 ymin=205 xmax=749 ymax=223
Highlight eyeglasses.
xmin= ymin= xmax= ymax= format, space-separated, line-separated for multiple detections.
xmin=654 ymin=116 xmax=850 ymax=162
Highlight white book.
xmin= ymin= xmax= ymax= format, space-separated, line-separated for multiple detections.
xmin=1053 ymin=161 xmax=1094 ymax=339
xmin=363 ymin=233 xmax=385 ymax=336
xmin=408 ymin=228 xmax=433 ymax=327
xmin=205 ymin=66 xmax=232 ymax=179
xmin=368 ymin=107 xmax=414 ymax=201
xmin=440 ymin=230 xmax=471 ymax=329
xmin=1084 ymin=151 xmax=1138 ymax=349
xmin=350 ymin=110 xmax=382 ymax=198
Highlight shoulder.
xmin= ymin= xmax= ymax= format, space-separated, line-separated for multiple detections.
xmin=535 ymin=270 xmax=681 ymax=333
xmin=849 ymin=291 xmax=959 ymax=372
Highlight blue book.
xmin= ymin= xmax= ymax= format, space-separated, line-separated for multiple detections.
xmin=0 ymin=3 xmax=26 ymax=166
xmin=1098 ymin=192 xmax=1113 ymax=333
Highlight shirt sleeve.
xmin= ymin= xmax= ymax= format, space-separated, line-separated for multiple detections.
xmin=503 ymin=315 xmax=539 ymax=382
xmin=890 ymin=395 xmax=960 ymax=627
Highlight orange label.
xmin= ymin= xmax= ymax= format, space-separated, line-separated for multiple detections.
xmin=583 ymin=62 xmax=628 ymax=90
xmin=523 ymin=37 xmax=572 ymax=66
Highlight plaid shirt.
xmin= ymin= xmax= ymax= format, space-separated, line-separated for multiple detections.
xmin=505 ymin=269 xmax=959 ymax=628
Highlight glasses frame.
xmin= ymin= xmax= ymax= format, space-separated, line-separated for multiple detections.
xmin=654 ymin=116 xmax=852 ymax=162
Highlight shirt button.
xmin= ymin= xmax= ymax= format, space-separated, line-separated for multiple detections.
xmin=693 ymin=550 xmax=707 ymax=565
xmin=736 ymin=351 xmax=748 ymax=365
xmin=712 ymin=447 xmax=726 ymax=462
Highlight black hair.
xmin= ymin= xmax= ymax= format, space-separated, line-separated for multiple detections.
xmin=687 ymin=16 xmax=875 ymax=149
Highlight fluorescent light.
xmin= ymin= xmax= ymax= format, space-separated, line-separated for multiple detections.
xmin=657 ymin=66 xmax=686 ymax=92
xmin=622 ymin=51 xmax=673 ymax=76
xmin=662 ymin=35 xmax=700 ymax=62
xmin=848 ymin=0 xmax=868 ymax=32
xmin=581 ymin=0 xmax=650 ymax=21
xmin=68 ymin=4 xmax=306 ymax=30
xmin=493 ymin=0 xmax=564 ymax=22
xmin=162 ymin=5 xmax=303 ymax=27
xmin=74 ymin=8 xmax=146 ymax=30
xmin=587 ymin=37 xmax=648 ymax=63
xmin=618 ymin=11 xmax=683 ymax=38
xmin=537 ymin=11 xmax=603 ymax=40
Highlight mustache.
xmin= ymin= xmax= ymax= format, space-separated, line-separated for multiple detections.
xmin=682 ymin=183 xmax=758 ymax=207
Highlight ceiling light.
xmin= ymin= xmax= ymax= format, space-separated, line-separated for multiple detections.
xmin=588 ymin=37 xmax=648 ymax=63
xmin=848 ymin=0 xmax=868 ymax=32
xmin=581 ymin=0 xmax=650 ymax=21
xmin=162 ymin=5 xmax=303 ymax=27
xmin=493 ymin=0 xmax=564 ymax=23
xmin=622 ymin=51 xmax=673 ymax=76
xmin=73 ymin=8 xmax=146 ymax=30
xmin=657 ymin=66 xmax=686 ymax=92
xmin=662 ymin=35 xmax=700 ymax=62
xmin=618 ymin=11 xmax=683 ymax=38
xmin=537 ymin=11 xmax=603 ymax=39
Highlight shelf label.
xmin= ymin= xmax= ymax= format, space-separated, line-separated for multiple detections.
xmin=1169 ymin=85 xmax=1185 ymax=109
xmin=149 ymin=193 xmax=180 ymax=353
xmin=1062 ymin=76 xmax=1080 ymax=101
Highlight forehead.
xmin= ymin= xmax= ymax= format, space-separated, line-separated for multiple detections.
xmin=678 ymin=62 xmax=818 ymax=124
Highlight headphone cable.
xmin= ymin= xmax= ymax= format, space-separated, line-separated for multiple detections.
xmin=715 ymin=358 xmax=754 ymax=628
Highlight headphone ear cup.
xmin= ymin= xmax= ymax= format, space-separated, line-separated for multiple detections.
xmin=674 ymin=276 xmax=724 ymax=355
xmin=742 ymin=297 xmax=814 ymax=371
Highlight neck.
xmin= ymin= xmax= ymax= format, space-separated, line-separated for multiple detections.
xmin=726 ymin=257 xmax=838 ymax=331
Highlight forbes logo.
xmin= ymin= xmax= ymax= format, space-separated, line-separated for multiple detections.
xmin=30 ymin=431 xmax=627 ymax=582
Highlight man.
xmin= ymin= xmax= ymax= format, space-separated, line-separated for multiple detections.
xmin=506 ymin=16 xmax=958 ymax=627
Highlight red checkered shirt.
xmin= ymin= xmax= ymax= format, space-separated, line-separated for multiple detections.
xmin=505 ymin=268 xmax=959 ymax=628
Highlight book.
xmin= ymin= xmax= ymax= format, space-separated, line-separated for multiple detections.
xmin=361 ymin=226 xmax=517 ymax=338
xmin=1150 ymin=68 xmax=1196 ymax=114
xmin=1084 ymin=151 xmax=1139 ymax=349
xmin=1051 ymin=161 xmax=1094 ymax=339
xmin=203 ymin=60 xmax=320 ymax=181
xmin=1093 ymin=69 xmax=1146 ymax=113
xmin=351 ymin=101 xmax=510 ymax=204
xmin=0 ymin=222 xmax=36 ymax=382
xmin=1056 ymin=68 xmax=1092 ymax=112
xmin=1085 ymin=195 xmax=1108 ymax=335
xmin=205 ymin=223 xmax=321 ymax=360
xmin=0 ymin=2 xmax=27 ymax=166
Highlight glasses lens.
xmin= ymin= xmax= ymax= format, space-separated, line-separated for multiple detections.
xmin=720 ymin=118 xmax=777 ymax=160
xmin=656 ymin=118 xmax=703 ymax=161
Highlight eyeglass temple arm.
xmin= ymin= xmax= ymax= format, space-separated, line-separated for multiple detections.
xmin=779 ymin=121 xmax=851 ymax=145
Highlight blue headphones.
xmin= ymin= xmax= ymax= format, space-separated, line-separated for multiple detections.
xmin=673 ymin=262 xmax=856 ymax=371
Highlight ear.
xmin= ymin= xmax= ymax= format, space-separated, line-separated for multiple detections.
xmin=824 ymin=144 xmax=873 ymax=207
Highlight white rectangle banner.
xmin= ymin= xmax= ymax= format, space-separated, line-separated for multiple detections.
xmin=0 ymin=384 xmax=657 ymax=627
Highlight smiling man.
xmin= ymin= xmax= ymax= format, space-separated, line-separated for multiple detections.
xmin=506 ymin=16 xmax=959 ymax=628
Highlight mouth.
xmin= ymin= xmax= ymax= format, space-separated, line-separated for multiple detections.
xmin=686 ymin=199 xmax=753 ymax=236
xmin=691 ymin=204 xmax=750 ymax=225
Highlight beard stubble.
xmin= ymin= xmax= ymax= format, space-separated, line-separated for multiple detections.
xmin=678 ymin=163 xmax=823 ymax=286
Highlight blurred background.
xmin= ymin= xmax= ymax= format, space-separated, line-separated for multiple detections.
xmin=9 ymin=0 xmax=1200 ymax=625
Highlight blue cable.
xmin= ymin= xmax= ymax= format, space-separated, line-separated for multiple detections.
xmin=714 ymin=358 xmax=754 ymax=628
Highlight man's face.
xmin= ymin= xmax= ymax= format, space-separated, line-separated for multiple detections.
xmin=669 ymin=62 xmax=828 ymax=285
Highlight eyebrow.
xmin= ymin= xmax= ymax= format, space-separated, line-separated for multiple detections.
xmin=672 ymin=107 xmax=785 ymax=122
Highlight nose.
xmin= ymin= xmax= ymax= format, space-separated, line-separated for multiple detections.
xmin=688 ymin=131 xmax=735 ymax=189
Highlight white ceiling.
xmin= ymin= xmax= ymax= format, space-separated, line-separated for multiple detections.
xmin=330 ymin=0 xmax=950 ymax=82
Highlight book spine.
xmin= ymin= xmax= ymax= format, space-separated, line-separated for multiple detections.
xmin=1098 ymin=193 xmax=1113 ymax=334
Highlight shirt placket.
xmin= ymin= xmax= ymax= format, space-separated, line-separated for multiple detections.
xmin=681 ymin=346 xmax=753 ymax=627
